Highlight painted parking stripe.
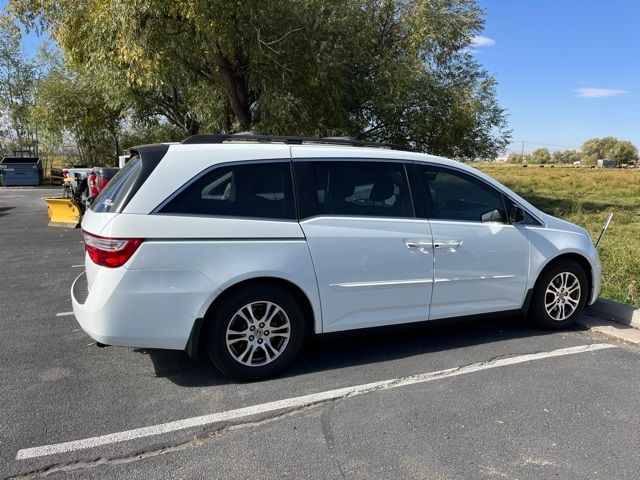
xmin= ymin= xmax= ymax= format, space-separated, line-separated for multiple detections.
xmin=71 ymin=265 xmax=84 ymax=268
xmin=16 ymin=342 xmax=615 ymax=460
xmin=55 ymin=312 xmax=74 ymax=317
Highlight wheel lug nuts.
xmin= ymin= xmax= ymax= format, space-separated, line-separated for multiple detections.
xmin=259 ymin=323 xmax=265 ymax=328
xmin=250 ymin=326 xmax=255 ymax=331
xmin=249 ymin=336 xmax=254 ymax=341
xmin=265 ymin=330 xmax=270 ymax=336
xmin=257 ymin=338 xmax=263 ymax=344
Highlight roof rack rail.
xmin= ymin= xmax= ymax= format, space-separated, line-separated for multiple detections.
xmin=181 ymin=133 xmax=414 ymax=152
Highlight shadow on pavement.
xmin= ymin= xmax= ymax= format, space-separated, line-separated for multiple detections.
xmin=139 ymin=315 xmax=580 ymax=387
xmin=134 ymin=348 xmax=233 ymax=387
xmin=0 ymin=206 xmax=14 ymax=217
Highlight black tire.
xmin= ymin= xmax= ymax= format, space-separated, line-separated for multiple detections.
xmin=206 ymin=285 xmax=306 ymax=381
xmin=528 ymin=259 xmax=588 ymax=329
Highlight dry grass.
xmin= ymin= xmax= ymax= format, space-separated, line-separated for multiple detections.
xmin=475 ymin=163 xmax=640 ymax=306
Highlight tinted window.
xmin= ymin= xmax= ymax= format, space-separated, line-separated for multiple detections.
xmin=91 ymin=156 xmax=142 ymax=213
xmin=295 ymin=161 xmax=413 ymax=219
xmin=159 ymin=162 xmax=295 ymax=219
xmin=414 ymin=165 xmax=506 ymax=222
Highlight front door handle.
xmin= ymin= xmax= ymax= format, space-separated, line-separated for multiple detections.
xmin=433 ymin=240 xmax=463 ymax=251
xmin=405 ymin=239 xmax=433 ymax=251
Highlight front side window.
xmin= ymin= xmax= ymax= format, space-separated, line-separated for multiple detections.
xmin=159 ymin=161 xmax=295 ymax=219
xmin=294 ymin=161 xmax=413 ymax=219
xmin=413 ymin=165 xmax=506 ymax=222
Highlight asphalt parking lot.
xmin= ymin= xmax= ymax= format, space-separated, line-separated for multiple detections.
xmin=2 ymin=187 xmax=640 ymax=480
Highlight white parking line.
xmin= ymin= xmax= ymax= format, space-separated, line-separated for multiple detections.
xmin=15 ymin=342 xmax=615 ymax=460
xmin=55 ymin=312 xmax=74 ymax=317
xmin=71 ymin=265 xmax=84 ymax=268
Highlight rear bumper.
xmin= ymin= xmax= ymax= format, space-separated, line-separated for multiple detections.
xmin=71 ymin=266 xmax=218 ymax=350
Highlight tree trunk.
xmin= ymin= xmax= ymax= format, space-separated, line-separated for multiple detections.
xmin=186 ymin=117 xmax=200 ymax=135
xmin=113 ymin=131 xmax=120 ymax=167
xmin=215 ymin=54 xmax=252 ymax=131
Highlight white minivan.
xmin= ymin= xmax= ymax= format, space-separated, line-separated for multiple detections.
xmin=72 ymin=134 xmax=600 ymax=380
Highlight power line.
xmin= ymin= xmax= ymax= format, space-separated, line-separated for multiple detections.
xmin=510 ymin=140 xmax=580 ymax=150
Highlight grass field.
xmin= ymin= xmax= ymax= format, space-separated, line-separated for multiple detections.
xmin=475 ymin=163 xmax=640 ymax=307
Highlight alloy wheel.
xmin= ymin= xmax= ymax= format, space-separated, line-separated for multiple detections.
xmin=544 ymin=272 xmax=581 ymax=321
xmin=225 ymin=301 xmax=291 ymax=366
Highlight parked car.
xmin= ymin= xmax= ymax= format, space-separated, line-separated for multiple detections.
xmin=72 ymin=135 xmax=601 ymax=380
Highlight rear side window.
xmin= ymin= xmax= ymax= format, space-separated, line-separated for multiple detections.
xmin=413 ymin=165 xmax=506 ymax=222
xmin=159 ymin=161 xmax=295 ymax=220
xmin=294 ymin=161 xmax=413 ymax=219
xmin=91 ymin=156 xmax=142 ymax=213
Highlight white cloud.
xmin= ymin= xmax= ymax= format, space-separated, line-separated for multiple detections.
xmin=471 ymin=36 xmax=496 ymax=47
xmin=575 ymin=87 xmax=628 ymax=98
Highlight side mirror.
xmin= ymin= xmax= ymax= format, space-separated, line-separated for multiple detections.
xmin=510 ymin=205 xmax=526 ymax=224
xmin=481 ymin=209 xmax=504 ymax=223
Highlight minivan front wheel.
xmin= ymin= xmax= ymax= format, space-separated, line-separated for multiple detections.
xmin=529 ymin=259 xmax=588 ymax=329
xmin=206 ymin=285 xmax=306 ymax=381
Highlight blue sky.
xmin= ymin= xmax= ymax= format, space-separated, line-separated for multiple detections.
xmin=476 ymin=0 xmax=640 ymax=153
xmin=5 ymin=0 xmax=639 ymax=154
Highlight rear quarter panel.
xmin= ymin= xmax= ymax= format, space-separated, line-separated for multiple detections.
xmin=103 ymin=213 xmax=323 ymax=335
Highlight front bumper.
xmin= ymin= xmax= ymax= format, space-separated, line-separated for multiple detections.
xmin=590 ymin=256 xmax=602 ymax=305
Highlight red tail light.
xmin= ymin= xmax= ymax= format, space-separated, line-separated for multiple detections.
xmin=83 ymin=231 xmax=144 ymax=268
xmin=88 ymin=172 xmax=98 ymax=197
xmin=62 ymin=169 xmax=68 ymax=178
xmin=97 ymin=174 xmax=110 ymax=193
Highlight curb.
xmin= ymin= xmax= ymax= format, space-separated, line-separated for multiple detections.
xmin=588 ymin=298 xmax=640 ymax=330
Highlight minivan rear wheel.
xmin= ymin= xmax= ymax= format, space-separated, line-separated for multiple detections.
xmin=529 ymin=259 xmax=588 ymax=329
xmin=206 ymin=285 xmax=306 ymax=381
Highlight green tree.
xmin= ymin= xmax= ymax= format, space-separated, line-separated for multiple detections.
xmin=31 ymin=62 xmax=127 ymax=166
xmin=608 ymin=140 xmax=638 ymax=164
xmin=10 ymin=0 xmax=511 ymax=159
xmin=552 ymin=149 xmax=582 ymax=164
xmin=0 ymin=16 xmax=39 ymax=152
xmin=581 ymin=136 xmax=619 ymax=165
xmin=529 ymin=148 xmax=551 ymax=164
xmin=507 ymin=152 xmax=524 ymax=163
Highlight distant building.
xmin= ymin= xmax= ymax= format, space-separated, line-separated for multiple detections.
xmin=597 ymin=159 xmax=617 ymax=168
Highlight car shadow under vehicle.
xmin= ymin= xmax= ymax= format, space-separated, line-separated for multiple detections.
xmin=137 ymin=315 xmax=585 ymax=387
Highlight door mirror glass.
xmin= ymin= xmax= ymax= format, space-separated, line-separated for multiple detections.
xmin=481 ymin=208 xmax=504 ymax=223
xmin=510 ymin=205 xmax=526 ymax=224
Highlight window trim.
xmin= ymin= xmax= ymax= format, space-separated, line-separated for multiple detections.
xmin=292 ymin=158 xmax=416 ymax=221
xmin=152 ymin=158 xmax=298 ymax=221
xmin=409 ymin=161 xmax=544 ymax=226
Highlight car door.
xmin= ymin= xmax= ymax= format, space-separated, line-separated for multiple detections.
xmin=293 ymin=158 xmax=434 ymax=333
xmin=410 ymin=163 xmax=530 ymax=319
